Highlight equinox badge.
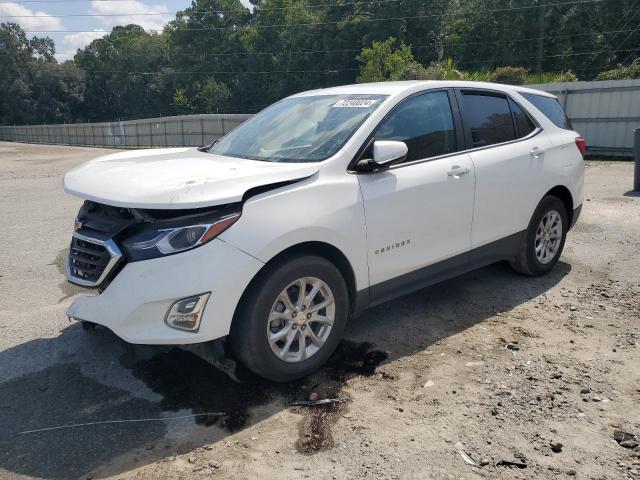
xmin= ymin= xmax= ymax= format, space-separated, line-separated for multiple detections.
xmin=375 ymin=239 xmax=411 ymax=255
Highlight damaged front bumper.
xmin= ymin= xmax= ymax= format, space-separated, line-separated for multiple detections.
xmin=66 ymin=238 xmax=264 ymax=345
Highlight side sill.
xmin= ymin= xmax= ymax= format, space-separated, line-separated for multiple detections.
xmin=355 ymin=231 xmax=525 ymax=314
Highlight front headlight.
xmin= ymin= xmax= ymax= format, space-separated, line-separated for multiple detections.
xmin=121 ymin=209 xmax=240 ymax=261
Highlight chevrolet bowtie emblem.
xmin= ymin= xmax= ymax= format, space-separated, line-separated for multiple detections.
xmin=74 ymin=219 xmax=84 ymax=231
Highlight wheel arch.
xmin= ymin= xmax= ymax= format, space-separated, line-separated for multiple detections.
xmin=544 ymin=185 xmax=574 ymax=226
xmin=231 ymin=241 xmax=361 ymax=333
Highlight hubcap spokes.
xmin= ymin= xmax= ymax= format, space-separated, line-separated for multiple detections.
xmin=267 ymin=277 xmax=335 ymax=363
xmin=535 ymin=210 xmax=562 ymax=264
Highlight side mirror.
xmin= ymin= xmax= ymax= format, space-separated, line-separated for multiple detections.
xmin=373 ymin=140 xmax=408 ymax=166
xmin=356 ymin=140 xmax=408 ymax=172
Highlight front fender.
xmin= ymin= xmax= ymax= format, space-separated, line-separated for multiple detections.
xmin=219 ymin=172 xmax=369 ymax=292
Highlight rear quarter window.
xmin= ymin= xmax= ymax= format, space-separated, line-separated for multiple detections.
xmin=521 ymin=92 xmax=573 ymax=130
xmin=460 ymin=92 xmax=516 ymax=148
xmin=508 ymin=98 xmax=537 ymax=138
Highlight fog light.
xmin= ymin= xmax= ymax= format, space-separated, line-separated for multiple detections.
xmin=165 ymin=292 xmax=210 ymax=331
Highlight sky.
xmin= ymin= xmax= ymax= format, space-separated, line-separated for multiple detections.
xmin=0 ymin=0 xmax=253 ymax=61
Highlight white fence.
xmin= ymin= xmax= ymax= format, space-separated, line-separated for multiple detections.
xmin=0 ymin=114 xmax=252 ymax=148
xmin=530 ymin=79 xmax=640 ymax=156
xmin=1 ymin=79 xmax=639 ymax=156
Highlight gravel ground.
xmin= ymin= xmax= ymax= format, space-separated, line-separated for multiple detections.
xmin=0 ymin=142 xmax=638 ymax=480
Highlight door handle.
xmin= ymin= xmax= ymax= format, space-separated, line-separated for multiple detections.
xmin=447 ymin=166 xmax=470 ymax=178
xmin=530 ymin=146 xmax=545 ymax=158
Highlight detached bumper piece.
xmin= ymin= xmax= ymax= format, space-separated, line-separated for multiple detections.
xmin=67 ymin=232 xmax=122 ymax=287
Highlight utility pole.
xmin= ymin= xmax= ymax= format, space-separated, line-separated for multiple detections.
xmin=535 ymin=0 xmax=546 ymax=73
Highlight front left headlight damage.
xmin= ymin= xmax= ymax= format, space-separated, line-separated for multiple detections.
xmin=121 ymin=207 xmax=241 ymax=262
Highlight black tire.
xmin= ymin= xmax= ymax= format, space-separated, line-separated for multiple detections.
xmin=230 ymin=254 xmax=349 ymax=382
xmin=510 ymin=195 xmax=568 ymax=276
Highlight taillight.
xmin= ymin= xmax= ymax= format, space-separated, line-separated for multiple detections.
xmin=575 ymin=136 xmax=586 ymax=158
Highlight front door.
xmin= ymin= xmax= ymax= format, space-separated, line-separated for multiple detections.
xmin=357 ymin=90 xmax=476 ymax=303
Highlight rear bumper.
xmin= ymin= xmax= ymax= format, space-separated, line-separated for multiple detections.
xmin=66 ymin=238 xmax=264 ymax=344
xmin=570 ymin=204 xmax=582 ymax=230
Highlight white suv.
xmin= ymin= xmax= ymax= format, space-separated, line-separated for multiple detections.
xmin=64 ymin=81 xmax=585 ymax=381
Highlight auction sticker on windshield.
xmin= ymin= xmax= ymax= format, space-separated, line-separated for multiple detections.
xmin=332 ymin=99 xmax=378 ymax=108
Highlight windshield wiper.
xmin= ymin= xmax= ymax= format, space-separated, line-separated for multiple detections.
xmin=198 ymin=139 xmax=218 ymax=152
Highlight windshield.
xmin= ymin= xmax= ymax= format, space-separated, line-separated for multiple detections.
xmin=209 ymin=94 xmax=387 ymax=162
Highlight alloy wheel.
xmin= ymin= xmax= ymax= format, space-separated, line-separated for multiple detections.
xmin=267 ymin=277 xmax=335 ymax=363
xmin=535 ymin=210 xmax=562 ymax=264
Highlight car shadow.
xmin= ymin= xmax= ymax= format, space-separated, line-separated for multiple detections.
xmin=0 ymin=261 xmax=570 ymax=479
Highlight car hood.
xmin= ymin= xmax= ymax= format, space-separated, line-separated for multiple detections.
xmin=63 ymin=147 xmax=321 ymax=209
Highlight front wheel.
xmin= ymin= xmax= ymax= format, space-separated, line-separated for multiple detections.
xmin=230 ymin=255 xmax=349 ymax=382
xmin=510 ymin=195 xmax=568 ymax=276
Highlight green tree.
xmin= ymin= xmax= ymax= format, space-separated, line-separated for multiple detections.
xmin=74 ymin=25 xmax=172 ymax=121
xmin=3 ymin=0 xmax=639 ymax=126
xmin=0 ymin=22 xmax=84 ymax=124
xmin=596 ymin=58 xmax=640 ymax=80
xmin=442 ymin=0 xmax=639 ymax=79
xmin=234 ymin=0 xmax=324 ymax=110
xmin=487 ymin=66 xmax=529 ymax=85
xmin=382 ymin=59 xmax=464 ymax=81
xmin=167 ymin=0 xmax=251 ymax=113
xmin=172 ymin=79 xmax=231 ymax=113
xmin=356 ymin=37 xmax=422 ymax=82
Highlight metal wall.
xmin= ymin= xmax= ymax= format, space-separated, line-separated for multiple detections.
xmin=0 ymin=113 xmax=253 ymax=148
xmin=1 ymin=79 xmax=639 ymax=156
xmin=529 ymin=79 xmax=640 ymax=156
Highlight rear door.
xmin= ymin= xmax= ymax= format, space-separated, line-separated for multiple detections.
xmin=520 ymin=91 xmax=585 ymax=168
xmin=519 ymin=91 xmax=585 ymax=206
xmin=356 ymin=89 xmax=476 ymax=302
xmin=455 ymin=89 xmax=553 ymax=249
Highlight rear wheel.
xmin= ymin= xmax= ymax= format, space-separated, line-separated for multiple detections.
xmin=231 ymin=255 xmax=349 ymax=382
xmin=510 ymin=195 xmax=568 ymax=276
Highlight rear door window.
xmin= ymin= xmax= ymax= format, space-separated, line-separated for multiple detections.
xmin=374 ymin=90 xmax=458 ymax=162
xmin=521 ymin=92 xmax=572 ymax=130
xmin=508 ymin=98 xmax=537 ymax=138
xmin=459 ymin=92 xmax=516 ymax=148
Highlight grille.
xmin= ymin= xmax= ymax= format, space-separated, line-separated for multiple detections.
xmin=67 ymin=233 xmax=122 ymax=287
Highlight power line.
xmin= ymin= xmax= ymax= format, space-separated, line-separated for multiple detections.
xmin=0 ymin=0 xmax=137 ymax=2
xmin=2 ymin=11 xmax=174 ymax=18
xmin=605 ymin=0 xmax=640 ymax=45
xmin=619 ymin=47 xmax=640 ymax=64
xmin=0 ymin=61 xmax=628 ymax=90
xmin=0 ymin=0 xmax=402 ymax=11
xmin=460 ymin=48 xmax=639 ymax=65
xmin=610 ymin=10 xmax=640 ymax=54
xmin=16 ymin=0 xmax=605 ymax=33
xmin=2 ymin=27 xmax=635 ymax=58
xmin=3 ymin=47 xmax=637 ymax=76
xmin=0 ymin=66 xmax=361 ymax=74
